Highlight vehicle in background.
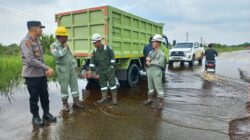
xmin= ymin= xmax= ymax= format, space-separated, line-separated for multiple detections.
xmin=168 ymin=42 xmax=204 ymax=67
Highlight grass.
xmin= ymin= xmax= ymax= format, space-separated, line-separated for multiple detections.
xmin=0 ymin=55 xmax=22 ymax=93
xmin=212 ymin=46 xmax=246 ymax=53
xmin=0 ymin=54 xmax=56 ymax=94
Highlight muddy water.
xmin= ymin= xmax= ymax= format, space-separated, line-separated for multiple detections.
xmin=0 ymin=50 xmax=249 ymax=140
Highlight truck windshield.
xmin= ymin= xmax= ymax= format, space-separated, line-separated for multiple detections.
xmin=174 ymin=43 xmax=193 ymax=48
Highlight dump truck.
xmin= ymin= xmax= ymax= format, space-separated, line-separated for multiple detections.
xmin=55 ymin=5 xmax=169 ymax=87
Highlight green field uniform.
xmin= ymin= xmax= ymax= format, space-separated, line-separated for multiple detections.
xmin=147 ymin=49 xmax=165 ymax=98
xmin=89 ymin=44 xmax=116 ymax=95
xmin=50 ymin=41 xmax=79 ymax=100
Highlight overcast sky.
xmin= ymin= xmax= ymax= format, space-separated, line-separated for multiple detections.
xmin=0 ymin=0 xmax=249 ymax=45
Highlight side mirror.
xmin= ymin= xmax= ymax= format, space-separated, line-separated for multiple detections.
xmin=162 ymin=35 xmax=169 ymax=48
xmin=173 ymin=40 xmax=176 ymax=46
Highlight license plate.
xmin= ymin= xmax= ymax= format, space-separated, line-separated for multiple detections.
xmin=174 ymin=57 xmax=181 ymax=60
xmin=207 ymin=69 xmax=215 ymax=72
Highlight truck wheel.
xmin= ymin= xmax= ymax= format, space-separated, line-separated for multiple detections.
xmin=168 ymin=61 xmax=173 ymax=67
xmin=127 ymin=64 xmax=140 ymax=87
xmin=180 ymin=61 xmax=185 ymax=66
xmin=189 ymin=55 xmax=195 ymax=67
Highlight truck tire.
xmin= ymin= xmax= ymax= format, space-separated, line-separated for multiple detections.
xmin=189 ymin=55 xmax=195 ymax=67
xmin=180 ymin=61 xmax=185 ymax=66
xmin=127 ymin=64 xmax=140 ymax=87
xmin=168 ymin=61 xmax=173 ymax=67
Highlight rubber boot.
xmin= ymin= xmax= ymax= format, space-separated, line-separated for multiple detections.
xmin=73 ymin=97 xmax=84 ymax=109
xmin=43 ymin=112 xmax=57 ymax=123
xmin=144 ymin=94 xmax=153 ymax=105
xmin=112 ymin=92 xmax=118 ymax=105
xmin=62 ymin=99 xmax=70 ymax=112
xmin=156 ymin=98 xmax=164 ymax=110
xmin=32 ymin=114 xmax=44 ymax=126
xmin=97 ymin=92 xmax=108 ymax=104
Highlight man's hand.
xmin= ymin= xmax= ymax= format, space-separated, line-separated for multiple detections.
xmin=45 ymin=68 xmax=54 ymax=77
xmin=146 ymin=61 xmax=151 ymax=66
xmin=87 ymin=70 xmax=92 ymax=78
xmin=146 ymin=57 xmax=151 ymax=62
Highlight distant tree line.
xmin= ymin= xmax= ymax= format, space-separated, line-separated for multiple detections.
xmin=212 ymin=42 xmax=250 ymax=48
xmin=0 ymin=34 xmax=55 ymax=55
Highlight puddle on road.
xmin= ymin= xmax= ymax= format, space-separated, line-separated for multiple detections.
xmin=0 ymin=57 xmax=249 ymax=140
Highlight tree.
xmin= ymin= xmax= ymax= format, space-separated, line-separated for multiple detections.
xmin=40 ymin=34 xmax=55 ymax=54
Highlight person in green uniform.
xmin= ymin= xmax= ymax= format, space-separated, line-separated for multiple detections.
xmin=89 ymin=33 xmax=118 ymax=105
xmin=144 ymin=34 xmax=165 ymax=110
xmin=50 ymin=26 xmax=84 ymax=111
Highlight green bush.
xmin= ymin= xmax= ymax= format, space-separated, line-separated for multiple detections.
xmin=0 ymin=54 xmax=56 ymax=93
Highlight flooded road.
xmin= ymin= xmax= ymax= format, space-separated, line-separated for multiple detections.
xmin=0 ymin=50 xmax=249 ymax=140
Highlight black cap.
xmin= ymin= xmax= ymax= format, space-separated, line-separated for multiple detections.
xmin=27 ymin=21 xmax=45 ymax=29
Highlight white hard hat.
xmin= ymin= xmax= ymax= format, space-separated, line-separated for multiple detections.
xmin=91 ymin=33 xmax=102 ymax=43
xmin=151 ymin=34 xmax=162 ymax=42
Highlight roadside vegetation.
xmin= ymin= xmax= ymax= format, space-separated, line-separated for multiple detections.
xmin=0 ymin=34 xmax=55 ymax=94
xmin=205 ymin=43 xmax=249 ymax=53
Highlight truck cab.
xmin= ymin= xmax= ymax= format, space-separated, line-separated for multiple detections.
xmin=168 ymin=42 xmax=204 ymax=67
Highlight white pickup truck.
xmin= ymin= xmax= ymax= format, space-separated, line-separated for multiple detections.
xmin=168 ymin=42 xmax=204 ymax=66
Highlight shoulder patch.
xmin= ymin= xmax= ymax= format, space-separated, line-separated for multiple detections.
xmin=25 ymin=40 xmax=32 ymax=48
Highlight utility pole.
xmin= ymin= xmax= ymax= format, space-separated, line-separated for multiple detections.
xmin=186 ymin=32 xmax=189 ymax=42
xmin=200 ymin=36 xmax=203 ymax=46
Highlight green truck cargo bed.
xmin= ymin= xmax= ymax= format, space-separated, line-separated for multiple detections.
xmin=55 ymin=5 xmax=165 ymax=59
xmin=55 ymin=5 xmax=169 ymax=87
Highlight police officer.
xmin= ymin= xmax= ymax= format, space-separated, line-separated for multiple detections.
xmin=50 ymin=27 xmax=84 ymax=111
xmin=89 ymin=33 xmax=117 ymax=105
xmin=144 ymin=34 xmax=165 ymax=110
xmin=20 ymin=21 xmax=56 ymax=126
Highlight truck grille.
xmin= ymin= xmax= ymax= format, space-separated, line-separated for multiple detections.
xmin=170 ymin=51 xmax=185 ymax=56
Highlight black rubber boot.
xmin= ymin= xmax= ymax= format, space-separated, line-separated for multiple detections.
xmin=32 ymin=114 xmax=44 ymax=126
xmin=43 ymin=112 xmax=57 ymax=123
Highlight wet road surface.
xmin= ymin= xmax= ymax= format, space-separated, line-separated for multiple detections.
xmin=0 ymin=50 xmax=249 ymax=140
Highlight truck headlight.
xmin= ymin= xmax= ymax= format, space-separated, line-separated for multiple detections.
xmin=184 ymin=50 xmax=192 ymax=54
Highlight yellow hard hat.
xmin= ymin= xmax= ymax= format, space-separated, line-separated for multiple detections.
xmin=55 ymin=26 xmax=69 ymax=36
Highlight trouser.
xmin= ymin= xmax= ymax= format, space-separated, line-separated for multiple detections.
xmin=56 ymin=65 xmax=79 ymax=100
xmin=99 ymin=67 xmax=117 ymax=94
xmin=147 ymin=67 xmax=164 ymax=98
xmin=25 ymin=76 xmax=49 ymax=116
